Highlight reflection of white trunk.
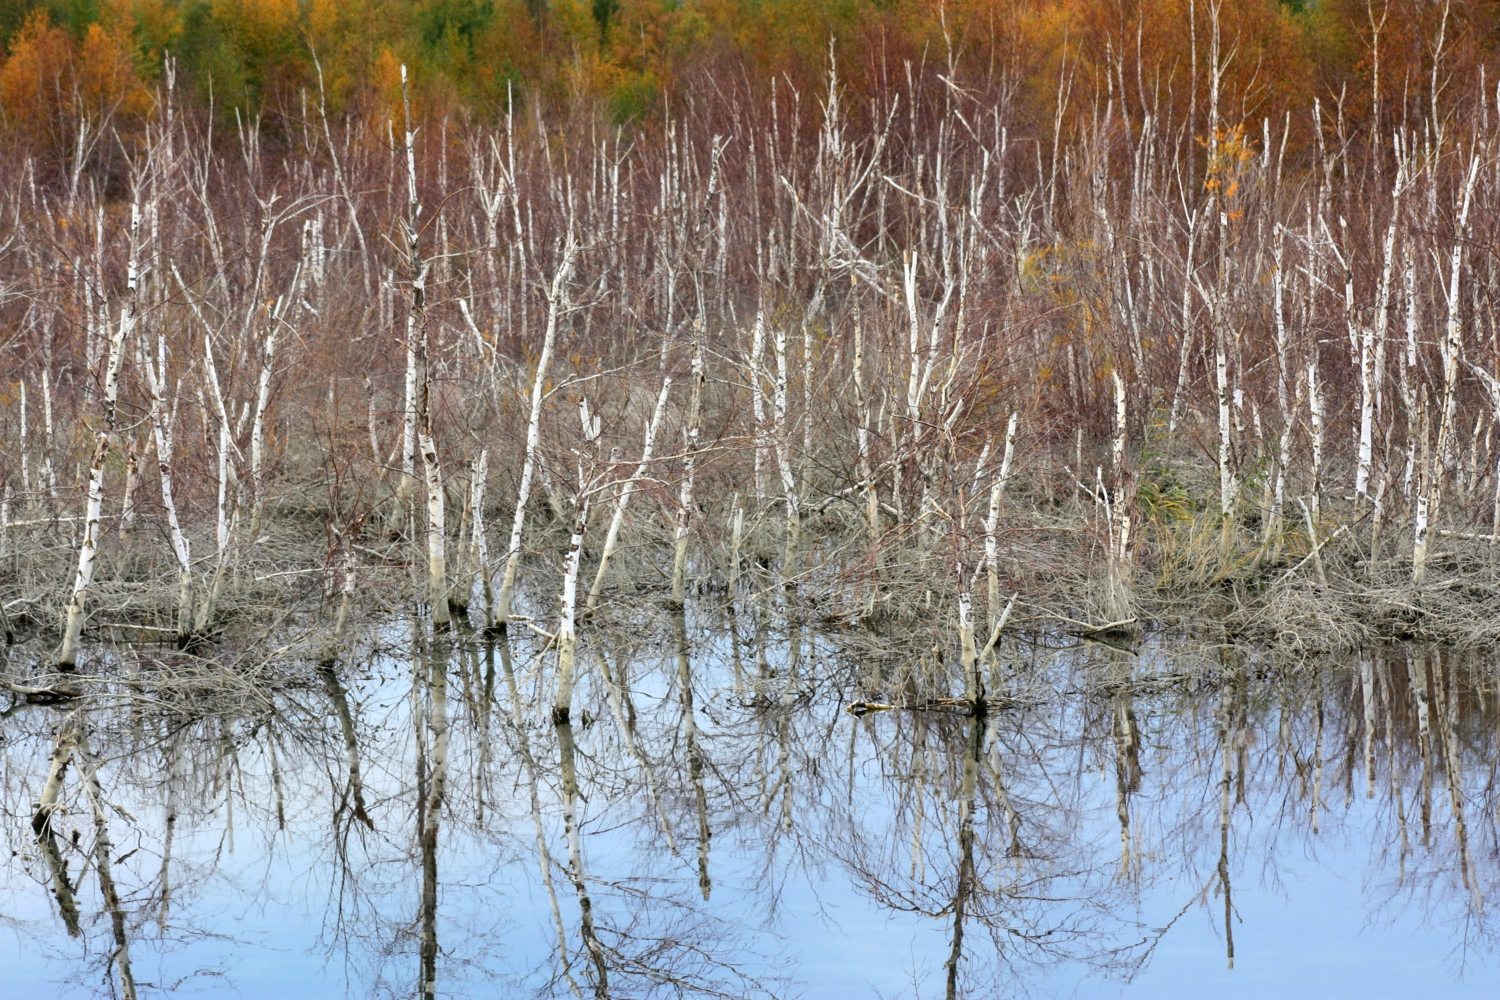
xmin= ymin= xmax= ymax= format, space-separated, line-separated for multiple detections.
xmin=1360 ymin=657 xmax=1376 ymax=798
xmin=498 ymin=636 xmax=577 ymax=989
xmin=158 ymin=735 xmax=182 ymax=925
xmin=555 ymin=715 xmax=608 ymax=992
xmin=599 ymin=647 xmax=676 ymax=850
xmin=1218 ymin=697 xmax=1236 ymax=970
xmin=318 ymin=646 xmax=372 ymax=828
xmin=60 ymin=203 xmax=139 ymax=670
xmin=1112 ymin=699 xmax=1140 ymax=877
xmin=673 ymin=610 xmax=712 ymax=899
xmin=32 ymin=727 xmax=80 ymax=936
xmin=77 ymin=732 xmax=139 ymax=1000
xmin=418 ymin=633 xmax=448 ymax=998
xmin=944 ymin=710 xmax=983 ymax=1000
xmin=1408 ymin=654 xmax=1433 ymax=843
xmin=984 ymin=704 xmax=1021 ymax=865
xmin=1436 ymin=661 xmax=1482 ymax=910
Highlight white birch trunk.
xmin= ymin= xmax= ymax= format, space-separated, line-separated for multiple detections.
xmin=402 ymin=66 xmax=449 ymax=629
xmin=772 ymin=315 xmax=800 ymax=585
xmin=552 ymin=494 xmax=590 ymax=722
xmin=588 ymin=374 xmax=672 ymax=609
xmin=1214 ymin=293 xmax=1235 ymax=517
xmin=59 ymin=203 xmax=139 ymax=670
xmin=1168 ymin=212 xmax=1198 ymax=434
xmin=19 ymin=379 xmax=30 ymax=501
xmin=749 ymin=311 xmax=769 ymax=503
xmin=1269 ymin=224 xmax=1291 ymax=541
xmin=852 ymin=293 xmax=879 ymax=545
xmin=248 ymin=274 xmax=300 ymax=542
xmin=1362 ymin=182 xmax=1404 ymax=502
xmin=470 ymin=450 xmax=494 ymax=629
xmin=120 ymin=439 xmax=140 ymax=534
xmin=1413 ymin=491 xmax=1431 ymax=581
xmin=401 ymin=309 xmax=418 ymax=504
xmin=1435 ymin=156 xmax=1481 ymax=483
xmin=193 ymin=419 xmax=236 ymax=634
xmin=496 ymin=235 xmax=577 ymax=626
xmin=984 ymin=411 xmax=1019 ymax=628
xmin=671 ymin=338 xmax=705 ymax=605
xmin=1108 ymin=371 xmax=1132 ymax=621
xmin=145 ymin=341 xmax=192 ymax=641
xmin=40 ymin=366 xmax=56 ymax=497
xmin=958 ymin=588 xmax=979 ymax=701
xmin=1309 ymin=358 xmax=1325 ymax=530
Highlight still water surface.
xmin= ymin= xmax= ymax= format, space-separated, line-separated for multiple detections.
xmin=3 ymin=617 xmax=1497 ymax=998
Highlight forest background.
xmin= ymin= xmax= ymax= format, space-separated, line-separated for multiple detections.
xmin=2 ymin=0 xmax=1493 ymax=159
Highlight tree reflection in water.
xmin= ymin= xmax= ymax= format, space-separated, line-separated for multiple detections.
xmin=3 ymin=610 xmax=1499 ymax=998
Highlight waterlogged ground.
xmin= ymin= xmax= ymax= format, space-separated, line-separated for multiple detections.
xmin=3 ymin=612 xmax=1499 ymax=999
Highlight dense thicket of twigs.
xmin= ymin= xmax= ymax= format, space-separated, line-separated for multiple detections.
xmin=7 ymin=14 xmax=1500 ymax=663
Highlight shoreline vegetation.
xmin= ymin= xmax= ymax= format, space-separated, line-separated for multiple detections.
xmin=7 ymin=4 xmax=1500 ymax=679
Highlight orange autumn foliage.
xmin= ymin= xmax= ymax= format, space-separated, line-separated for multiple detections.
xmin=1 ymin=6 xmax=151 ymax=149
xmin=1 ymin=0 xmax=1497 ymax=152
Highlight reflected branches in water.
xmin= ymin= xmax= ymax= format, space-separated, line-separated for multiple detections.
xmin=2 ymin=608 xmax=1499 ymax=997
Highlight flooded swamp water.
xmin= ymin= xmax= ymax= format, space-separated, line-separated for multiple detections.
xmin=3 ymin=613 xmax=1499 ymax=999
